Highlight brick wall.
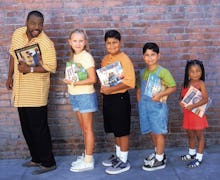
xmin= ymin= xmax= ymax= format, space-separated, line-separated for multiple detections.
xmin=0 ymin=0 xmax=220 ymax=159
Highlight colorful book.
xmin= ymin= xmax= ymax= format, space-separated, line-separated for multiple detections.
xmin=144 ymin=73 xmax=167 ymax=102
xmin=181 ymin=86 xmax=212 ymax=117
xmin=96 ymin=61 xmax=124 ymax=87
xmin=65 ymin=62 xmax=88 ymax=82
xmin=14 ymin=43 xmax=41 ymax=67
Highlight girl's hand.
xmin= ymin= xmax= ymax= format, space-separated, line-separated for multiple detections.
xmin=63 ymin=79 xmax=72 ymax=85
xmin=179 ymin=101 xmax=185 ymax=108
xmin=184 ymin=104 xmax=194 ymax=111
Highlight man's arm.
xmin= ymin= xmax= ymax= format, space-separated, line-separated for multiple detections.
xmin=5 ymin=55 xmax=14 ymax=90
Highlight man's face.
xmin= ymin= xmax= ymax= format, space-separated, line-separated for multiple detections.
xmin=26 ymin=15 xmax=43 ymax=39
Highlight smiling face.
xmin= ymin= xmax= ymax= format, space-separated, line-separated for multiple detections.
xmin=143 ymin=49 xmax=160 ymax=69
xmin=105 ymin=37 xmax=121 ymax=56
xmin=188 ymin=64 xmax=202 ymax=81
xmin=68 ymin=32 xmax=87 ymax=54
xmin=26 ymin=15 xmax=43 ymax=40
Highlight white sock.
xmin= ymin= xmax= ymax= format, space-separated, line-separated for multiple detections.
xmin=120 ymin=151 xmax=128 ymax=163
xmin=84 ymin=154 xmax=93 ymax=163
xmin=196 ymin=153 xmax=203 ymax=162
xmin=155 ymin=153 xmax=164 ymax=161
xmin=189 ymin=148 xmax=196 ymax=155
xmin=154 ymin=147 xmax=157 ymax=153
xmin=115 ymin=145 xmax=121 ymax=157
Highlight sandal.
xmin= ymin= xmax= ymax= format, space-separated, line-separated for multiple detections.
xmin=186 ymin=159 xmax=202 ymax=168
xmin=180 ymin=154 xmax=196 ymax=161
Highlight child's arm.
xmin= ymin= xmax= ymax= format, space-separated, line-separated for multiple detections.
xmin=74 ymin=67 xmax=96 ymax=85
xmin=101 ymin=82 xmax=131 ymax=95
xmin=152 ymin=86 xmax=176 ymax=102
xmin=136 ymin=88 xmax=141 ymax=102
xmin=185 ymin=81 xmax=208 ymax=111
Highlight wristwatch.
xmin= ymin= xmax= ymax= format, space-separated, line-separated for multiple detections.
xmin=30 ymin=67 xmax=34 ymax=73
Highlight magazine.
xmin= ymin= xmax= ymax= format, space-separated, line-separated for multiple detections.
xmin=65 ymin=62 xmax=88 ymax=82
xmin=181 ymin=86 xmax=212 ymax=117
xmin=96 ymin=61 xmax=124 ymax=87
xmin=144 ymin=73 xmax=167 ymax=102
xmin=14 ymin=43 xmax=41 ymax=67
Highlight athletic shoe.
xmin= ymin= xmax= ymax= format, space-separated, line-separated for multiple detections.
xmin=144 ymin=152 xmax=155 ymax=165
xmin=102 ymin=154 xmax=117 ymax=167
xmin=144 ymin=153 xmax=167 ymax=165
xmin=105 ymin=158 xmax=131 ymax=175
xmin=142 ymin=157 xmax=166 ymax=171
xmin=71 ymin=153 xmax=84 ymax=166
xmin=32 ymin=165 xmax=56 ymax=175
xmin=70 ymin=159 xmax=94 ymax=172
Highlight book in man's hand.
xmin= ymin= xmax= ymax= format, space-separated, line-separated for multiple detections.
xmin=65 ymin=62 xmax=88 ymax=82
xmin=96 ymin=61 xmax=124 ymax=87
xmin=14 ymin=43 xmax=41 ymax=67
xmin=144 ymin=73 xmax=167 ymax=102
xmin=181 ymin=86 xmax=212 ymax=118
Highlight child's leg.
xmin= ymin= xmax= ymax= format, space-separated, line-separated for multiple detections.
xmin=153 ymin=133 xmax=165 ymax=161
xmin=118 ymin=135 xmax=129 ymax=163
xmin=150 ymin=132 xmax=157 ymax=151
xmin=187 ymin=130 xmax=196 ymax=150
xmin=81 ymin=112 xmax=95 ymax=157
xmin=195 ymin=129 xmax=204 ymax=161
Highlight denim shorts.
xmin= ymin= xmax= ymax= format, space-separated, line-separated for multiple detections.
xmin=69 ymin=92 xmax=98 ymax=113
xmin=138 ymin=96 xmax=168 ymax=134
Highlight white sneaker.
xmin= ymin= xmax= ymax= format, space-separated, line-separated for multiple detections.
xmin=71 ymin=154 xmax=84 ymax=166
xmin=70 ymin=160 xmax=94 ymax=172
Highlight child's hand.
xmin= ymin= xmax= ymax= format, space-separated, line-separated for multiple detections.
xmin=184 ymin=104 xmax=194 ymax=111
xmin=179 ymin=101 xmax=185 ymax=108
xmin=152 ymin=94 xmax=161 ymax=102
xmin=101 ymin=86 xmax=112 ymax=95
xmin=63 ymin=79 xmax=72 ymax=85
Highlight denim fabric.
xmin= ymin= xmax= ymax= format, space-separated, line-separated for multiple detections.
xmin=69 ymin=92 xmax=98 ymax=113
xmin=138 ymin=69 xmax=168 ymax=134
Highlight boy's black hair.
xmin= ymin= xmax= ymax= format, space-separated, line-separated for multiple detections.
xmin=104 ymin=30 xmax=121 ymax=41
xmin=183 ymin=59 xmax=205 ymax=88
xmin=27 ymin=10 xmax=44 ymax=22
xmin=143 ymin=42 xmax=159 ymax=54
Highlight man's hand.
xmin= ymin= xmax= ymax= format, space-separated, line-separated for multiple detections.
xmin=18 ymin=61 xmax=30 ymax=73
xmin=6 ymin=77 xmax=13 ymax=90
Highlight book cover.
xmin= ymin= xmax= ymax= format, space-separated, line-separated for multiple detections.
xmin=96 ymin=61 xmax=124 ymax=87
xmin=65 ymin=62 xmax=88 ymax=82
xmin=14 ymin=43 xmax=41 ymax=67
xmin=144 ymin=73 xmax=167 ymax=102
xmin=181 ymin=86 xmax=212 ymax=117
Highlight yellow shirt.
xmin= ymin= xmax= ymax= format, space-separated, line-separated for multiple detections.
xmin=67 ymin=50 xmax=96 ymax=95
xmin=101 ymin=52 xmax=135 ymax=94
xmin=9 ymin=27 xmax=57 ymax=107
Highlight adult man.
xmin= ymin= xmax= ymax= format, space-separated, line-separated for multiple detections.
xmin=6 ymin=10 xmax=57 ymax=175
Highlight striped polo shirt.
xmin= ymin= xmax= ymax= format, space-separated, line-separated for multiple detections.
xmin=9 ymin=26 xmax=57 ymax=107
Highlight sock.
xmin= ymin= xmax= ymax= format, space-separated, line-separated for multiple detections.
xmin=84 ymin=154 xmax=93 ymax=163
xmin=155 ymin=153 xmax=164 ymax=161
xmin=189 ymin=148 xmax=196 ymax=156
xmin=196 ymin=153 xmax=203 ymax=162
xmin=115 ymin=145 xmax=121 ymax=157
xmin=120 ymin=151 xmax=128 ymax=163
xmin=154 ymin=147 xmax=157 ymax=153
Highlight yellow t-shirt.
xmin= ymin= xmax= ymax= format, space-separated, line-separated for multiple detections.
xmin=67 ymin=50 xmax=96 ymax=95
xmin=101 ymin=52 xmax=135 ymax=94
xmin=9 ymin=27 xmax=57 ymax=107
